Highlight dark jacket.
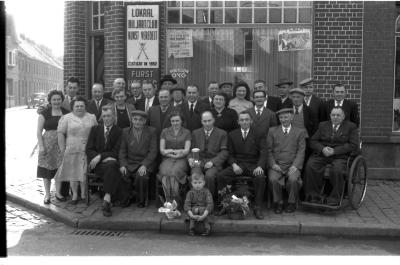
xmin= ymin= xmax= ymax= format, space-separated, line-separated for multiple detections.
xmin=302 ymin=104 xmax=319 ymax=138
xmin=136 ymin=96 xmax=160 ymax=112
xmin=305 ymin=95 xmax=325 ymax=123
xmin=266 ymin=96 xmax=282 ymax=113
xmin=180 ymin=100 xmax=211 ymax=132
xmin=87 ymin=98 xmax=112 ymax=122
xmin=212 ymin=107 xmax=239 ymax=133
xmin=147 ymin=104 xmax=181 ymax=136
xmin=86 ymin=124 xmax=122 ymax=163
xmin=247 ymin=106 xmax=278 ymax=138
xmin=126 ymin=93 xmax=145 ymax=110
xmin=323 ymin=99 xmax=359 ymax=127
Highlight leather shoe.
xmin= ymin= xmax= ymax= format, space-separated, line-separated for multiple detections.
xmin=55 ymin=195 xmax=66 ymax=202
xmin=102 ymin=201 xmax=112 ymax=217
xmin=285 ymin=203 xmax=296 ymax=213
xmin=44 ymin=197 xmax=50 ymax=205
xmin=253 ymin=208 xmax=264 ymax=220
xmin=273 ymin=203 xmax=283 ymax=214
xmin=201 ymin=228 xmax=211 ymax=236
xmin=70 ymin=199 xmax=79 ymax=205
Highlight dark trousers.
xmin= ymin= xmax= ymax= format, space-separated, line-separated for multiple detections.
xmin=305 ymin=156 xmax=347 ymax=202
xmin=128 ymin=169 xmax=150 ymax=205
xmin=93 ymin=160 xmax=121 ymax=197
xmin=217 ymin=164 xmax=266 ymax=207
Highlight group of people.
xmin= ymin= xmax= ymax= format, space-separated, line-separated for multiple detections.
xmin=36 ymin=74 xmax=360 ymax=236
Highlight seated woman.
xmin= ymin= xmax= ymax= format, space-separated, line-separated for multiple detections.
xmin=158 ymin=111 xmax=191 ymax=205
xmin=36 ymin=90 xmax=69 ymax=204
xmin=228 ymin=82 xmax=253 ymax=114
xmin=304 ymin=107 xmax=359 ymax=206
xmin=110 ymin=87 xmax=136 ymax=129
xmin=212 ymin=92 xmax=239 ymax=133
xmin=55 ymin=97 xmax=98 ymax=204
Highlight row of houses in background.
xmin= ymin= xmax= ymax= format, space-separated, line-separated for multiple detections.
xmin=6 ymin=14 xmax=63 ymax=108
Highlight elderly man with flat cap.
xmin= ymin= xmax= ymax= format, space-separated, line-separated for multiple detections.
xmin=299 ymin=78 xmax=325 ymax=123
xmin=267 ymin=108 xmax=307 ymax=214
xmin=119 ymin=110 xmax=158 ymax=208
xmin=275 ymin=78 xmax=294 ymax=109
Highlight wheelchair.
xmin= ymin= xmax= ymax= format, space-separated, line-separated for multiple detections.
xmin=301 ymin=149 xmax=368 ymax=211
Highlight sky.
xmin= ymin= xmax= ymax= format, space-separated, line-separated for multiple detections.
xmin=5 ymin=0 xmax=65 ymax=57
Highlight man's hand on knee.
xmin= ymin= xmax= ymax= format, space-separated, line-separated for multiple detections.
xmin=253 ymin=166 xmax=264 ymax=176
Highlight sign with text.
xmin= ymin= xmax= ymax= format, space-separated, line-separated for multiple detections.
xmin=126 ymin=5 xmax=159 ymax=68
xmin=167 ymin=30 xmax=193 ymax=58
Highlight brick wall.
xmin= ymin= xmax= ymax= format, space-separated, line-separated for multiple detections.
xmin=313 ymin=1 xmax=363 ymax=104
xmin=63 ymin=1 xmax=87 ymax=96
xmin=103 ymin=1 xmax=125 ymax=92
xmin=361 ymin=1 xmax=397 ymax=138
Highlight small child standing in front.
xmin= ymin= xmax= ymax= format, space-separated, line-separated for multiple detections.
xmin=184 ymin=173 xmax=214 ymax=236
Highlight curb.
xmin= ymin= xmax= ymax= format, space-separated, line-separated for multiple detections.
xmin=7 ymin=192 xmax=400 ymax=238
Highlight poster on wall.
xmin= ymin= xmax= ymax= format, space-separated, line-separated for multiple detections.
xmin=126 ymin=5 xmax=159 ymax=68
xmin=278 ymin=29 xmax=311 ymax=52
xmin=167 ymin=30 xmax=193 ymax=58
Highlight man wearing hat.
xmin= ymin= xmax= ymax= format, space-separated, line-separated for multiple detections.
xmin=119 ymin=110 xmax=158 ymax=208
xmin=275 ymin=78 xmax=294 ymax=109
xmin=267 ymin=108 xmax=307 ymax=214
xmin=289 ymin=87 xmax=318 ymax=138
xmin=299 ymin=77 xmax=325 ymax=123
xmin=219 ymin=82 xmax=234 ymax=101
xmin=253 ymin=79 xmax=282 ymax=112
xmin=160 ymin=74 xmax=177 ymax=90
xmin=170 ymin=86 xmax=186 ymax=107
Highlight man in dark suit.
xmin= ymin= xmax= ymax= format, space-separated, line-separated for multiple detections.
xmin=267 ymin=108 xmax=307 ymax=214
xmin=119 ymin=110 xmax=158 ymax=208
xmin=126 ymin=80 xmax=145 ymax=109
xmin=86 ymin=106 xmax=122 ymax=217
xmin=323 ymin=83 xmax=359 ymax=127
xmin=289 ymin=88 xmax=318 ymax=138
xmin=247 ymin=90 xmax=278 ymax=138
xmin=180 ymin=84 xmax=210 ymax=132
xmin=199 ymin=81 xmax=220 ymax=109
xmin=139 ymin=80 xmax=159 ymax=112
xmin=148 ymin=88 xmax=180 ymax=137
xmin=253 ymin=80 xmax=282 ymax=112
xmin=304 ymin=107 xmax=359 ymax=206
xmin=275 ymin=78 xmax=293 ymax=109
xmin=299 ymin=78 xmax=325 ymax=123
xmin=87 ymin=83 xmax=112 ymax=122
xmin=217 ymin=111 xmax=267 ymax=219
xmin=189 ymin=111 xmax=229 ymax=199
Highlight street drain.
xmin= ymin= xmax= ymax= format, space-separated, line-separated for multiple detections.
xmin=72 ymin=229 xmax=125 ymax=237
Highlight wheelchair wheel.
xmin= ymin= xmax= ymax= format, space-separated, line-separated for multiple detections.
xmin=348 ymin=156 xmax=367 ymax=209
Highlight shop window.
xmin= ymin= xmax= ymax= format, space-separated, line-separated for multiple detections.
xmin=394 ymin=15 xmax=400 ymax=131
xmin=91 ymin=35 xmax=104 ymax=87
xmin=92 ymin=1 xmax=105 ymax=31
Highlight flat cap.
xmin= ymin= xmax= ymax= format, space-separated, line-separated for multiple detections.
xmin=276 ymin=108 xmax=294 ymax=115
xmin=289 ymin=87 xmax=306 ymax=96
xmin=131 ymin=110 xmax=148 ymax=118
xmin=275 ymin=78 xmax=293 ymax=87
xmin=299 ymin=77 xmax=313 ymax=87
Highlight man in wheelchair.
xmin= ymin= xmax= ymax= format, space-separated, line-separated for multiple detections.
xmin=304 ymin=107 xmax=359 ymax=206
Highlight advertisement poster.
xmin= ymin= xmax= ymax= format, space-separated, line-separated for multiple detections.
xmin=278 ymin=29 xmax=311 ymax=52
xmin=126 ymin=5 xmax=159 ymax=68
xmin=167 ymin=30 xmax=193 ymax=58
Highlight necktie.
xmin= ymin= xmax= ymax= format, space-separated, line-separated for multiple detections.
xmin=190 ymin=103 xmax=194 ymax=116
xmin=243 ymin=130 xmax=248 ymax=140
xmin=334 ymin=124 xmax=339 ymax=132
xmin=204 ymin=131 xmax=210 ymax=151
xmin=256 ymin=108 xmax=261 ymax=118
xmin=105 ymin=126 xmax=110 ymax=145
xmin=96 ymin=100 xmax=100 ymax=111
xmin=284 ymin=128 xmax=288 ymax=135
xmin=145 ymin=99 xmax=150 ymax=112
xmin=295 ymin=106 xmax=299 ymax=114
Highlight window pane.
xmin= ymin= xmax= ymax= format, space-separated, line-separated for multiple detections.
xmin=299 ymin=8 xmax=312 ymax=23
xmin=284 ymin=8 xmax=296 ymax=23
xmin=225 ymin=1 xmax=237 ymax=7
xmin=254 ymin=1 xmax=268 ymax=7
xmin=210 ymin=9 xmax=223 ymax=23
xmin=168 ymin=1 xmax=180 ymax=7
xmin=196 ymin=1 xmax=208 ymax=7
xmin=239 ymin=9 xmax=252 ymax=23
xmin=100 ymin=1 xmax=105 ymax=14
xmin=240 ymin=1 xmax=252 ymax=7
xmin=92 ymin=2 xmax=99 ymax=15
xmin=396 ymin=16 xmax=400 ymax=33
xmin=100 ymin=16 xmax=104 ymax=29
xmin=299 ymin=1 xmax=312 ymax=7
xmin=284 ymin=1 xmax=297 ymax=7
xmin=211 ymin=1 xmax=223 ymax=7
xmin=182 ymin=1 xmax=194 ymax=7
xmin=93 ymin=16 xmax=99 ymax=30
xmin=168 ymin=10 xmax=180 ymax=23
xmin=182 ymin=9 xmax=194 ymax=24
xmin=269 ymin=1 xmax=282 ymax=7
xmin=196 ymin=9 xmax=208 ymax=24
xmin=225 ymin=9 xmax=237 ymax=23
xmin=254 ymin=9 xmax=267 ymax=23
xmin=269 ymin=9 xmax=282 ymax=23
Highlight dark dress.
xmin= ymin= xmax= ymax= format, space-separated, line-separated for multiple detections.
xmin=37 ymin=107 xmax=69 ymax=179
xmin=212 ymin=108 xmax=239 ymax=132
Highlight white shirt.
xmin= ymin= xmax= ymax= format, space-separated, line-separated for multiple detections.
xmin=263 ymin=96 xmax=269 ymax=108
xmin=332 ymin=123 xmax=340 ymax=131
xmin=146 ymin=96 xmax=155 ymax=107
xmin=204 ymin=128 xmax=213 ymax=137
xmin=282 ymin=124 xmax=292 ymax=134
xmin=104 ymin=124 xmax=112 ymax=140
xmin=188 ymin=100 xmax=197 ymax=110
xmin=335 ymin=99 xmax=344 ymax=107
xmin=174 ymin=101 xmax=183 ymax=107
xmin=95 ymin=98 xmax=103 ymax=108
xmin=304 ymin=95 xmax=312 ymax=106
xmin=241 ymin=128 xmax=249 ymax=139
xmin=254 ymin=105 xmax=264 ymax=116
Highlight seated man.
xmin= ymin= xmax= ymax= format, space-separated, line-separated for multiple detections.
xmin=86 ymin=106 xmax=122 ymax=217
xmin=189 ymin=111 xmax=229 ymax=200
xmin=217 ymin=111 xmax=267 ymax=220
xmin=119 ymin=110 xmax=158 ymax=207
xmin=267 ymin=108 xmax=307 ymax=214
xmin=304 ymin=107 xmax=359 ymax=206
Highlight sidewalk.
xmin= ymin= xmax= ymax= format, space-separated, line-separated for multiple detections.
xmin=6 ymin=153 xmax=400 ymax=237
